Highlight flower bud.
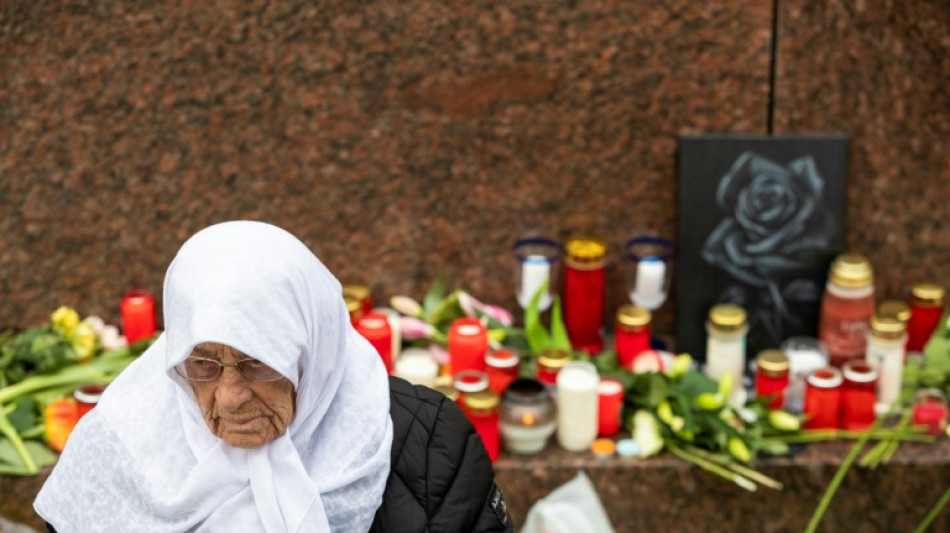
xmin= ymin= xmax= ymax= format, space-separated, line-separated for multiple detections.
xmin=51 ymin=306 xmax=80 ymax=334
xmin=70 ymin=321 xmax=97 ymax=363
xmin=718 ymin=372 xmax=733 ymax=398
xmin=656 ymin=401 xmax=675 ymax=425
xmin=696 ymin=392 xmax=724 ymax=411
xmin=390 ymin=295 xmax=423 ymax=317
xmin=728 ymin=436 xmax=751 ymax=463
xmin=767 ymin=410 xmax=801 ymax=432
xmin=667 ymin=353 xmax=693 ymax=378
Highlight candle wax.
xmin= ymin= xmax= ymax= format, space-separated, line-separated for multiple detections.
xmin=519 ymin=255 xmax=552 ymax=310
xmin=632 ymin=259 xmax=667 ymax=310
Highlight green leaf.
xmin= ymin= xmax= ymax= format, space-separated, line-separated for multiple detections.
xmin=24 ymin=440 xmax=57 ymax=468
xmin=549 ymin=296 xmax=572 ymax=351
xmin=422 ymin=278 xmax=446 ymax=322
xmin=524 ymin=279 xmax=551 ymax=354
xmin=7 ymin=397 xmax=37 ymax=433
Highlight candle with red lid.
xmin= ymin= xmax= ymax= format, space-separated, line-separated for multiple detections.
xmin=906 ymin=283 xmax=945 ymax=353
xmin=121 ymin=290 xmax=156 ymax=344
xmin=485 ymin=349 xmax=519 ymax=395
xmin=562 ymin=237 xmax=606 ymax=354
xmin=448 ymin=318 xmax=488 ymax=377
xmin=803 ymin=367 xmax=843 ymax=430
xmin=840 ymin=360 xmax=878 ymax=430
xmin=913 ymin=388 xmax=948 ymax=436
xmin=454 ymin=370 xmax=489 ymax=406
xmin=462 ymin=390 xmax=501 ymax=462
xmin=597 ymin=377 xmax=624 ymax=437
xmin=74 ymin=384 xmax=105 ymax=419
xmin=355 ymin=311 xmax=393 ymax=373
xmin=615 ymin=305 xmax=651 ymax=368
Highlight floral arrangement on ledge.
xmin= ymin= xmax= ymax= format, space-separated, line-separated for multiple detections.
xmin=0 ymin=307 xmax=154 ymax=475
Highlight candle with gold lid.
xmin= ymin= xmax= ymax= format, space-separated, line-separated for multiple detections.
xmin=819 ymin=253 xmax=875 ymax=367
xmin=462 ymin=390 xmax=501 ymax=461
xmin=754 ymin=349 xmax=789 ymax=409
xmin=866 ymin=314 xmax=906 ymax=415
xmin=342 ymin=282 xmax=372 ymax=315
xmin=615 ymin=305 xmax=651 ymax=369
xmin=705 ymin=304 xmax=748 ymax=401
xmin=344 ymin=296 xmax=363 ymax=324
xmin=536 ymin=348 xmax=571 ymax=390
xmin=907 ymin=282 xmax=945 ymax=353
xmin=563 ymin=237 xmax=607 ymax=354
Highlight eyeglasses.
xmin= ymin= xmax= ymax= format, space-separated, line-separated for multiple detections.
xmin=174 ymin=356 xmax=284 ymax=382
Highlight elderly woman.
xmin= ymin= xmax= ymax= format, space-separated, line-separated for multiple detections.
xmin=35 ymin=221 xmax=511 ymax=532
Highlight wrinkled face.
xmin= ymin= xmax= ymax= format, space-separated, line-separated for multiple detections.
xmin=188 ymin=342 xmax=296 ymax=448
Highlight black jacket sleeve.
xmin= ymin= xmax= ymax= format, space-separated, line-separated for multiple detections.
xmin=370 ymin=377 xmax=513 ymax=533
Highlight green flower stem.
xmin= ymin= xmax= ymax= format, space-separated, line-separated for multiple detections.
xmin=0 ymin=410 xmax=37 ymax=474
xmin=804 ymin=410 xmax=888 ymax=533
xmin=19 ymin=424 xmax=46 ymax=440
xmin=861 ymin=411 xmax=913 ymax=469
xmin=667 ymin=443 xmax=756 ymax=492
xmin=685 ymin=445 xmax=783 ymax=490
xmin=767 ymin=430 xmax=933 ymax=444
xmin=912 ymin=486 xmax=950 ymax=533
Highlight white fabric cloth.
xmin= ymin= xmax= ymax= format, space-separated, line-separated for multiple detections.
xmin=35 ymin=221 xmax=393 ymax=533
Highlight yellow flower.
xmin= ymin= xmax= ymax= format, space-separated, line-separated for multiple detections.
xmin=696 ymin=392 xmax=725 ymax=411
xmin=70 ymin=321 xmax=97 ymax=363
xmin=728 ymin=436 xmax=751 ymax=463
xmin=767 ymin=410 xmax=801 ymax=432
xmin=51 ymin=306 xmax=80 ymax=334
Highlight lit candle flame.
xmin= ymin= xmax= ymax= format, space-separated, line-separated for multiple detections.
xmin=522 ymin=412 xmax=535 ymax=426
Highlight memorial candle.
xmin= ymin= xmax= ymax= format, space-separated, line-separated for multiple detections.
xmin=393 ymin=348 xmax=439 ymax=387
xmin=448 ymin=318 xmax=488 ymax=377
xmin=355 ymin=312 xmax=393 ymax=374
xmin=912 ymin=388 xmax=948 ymax=436
xmin=906 ymin=283 xmax=945 ymax=353
xmin=485 ymin=349 xmax=519 ymax=395
xmin=499 ymin=378 xmax=556 ymax=455
xmin=463 ymin=390 xmax=501 ymax=462
xmin=556 ymin=361 xmax=600 ymax=452
xmin=615 ymin=305 xmax=651 ymax=368
xmin=563 ymin=238 xmax=606 ymax=354
xmin=597 ymin=378 xmax=624 ymax=437
xmin=803 ymin=367 xmax=843 ymax=430
xmin=841 ymin=360 xmax=878 ymax=430
xmin=120 ymin=290 xmax=156 ymax=344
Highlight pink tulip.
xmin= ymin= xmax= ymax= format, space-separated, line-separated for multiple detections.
xmin=457 ymin=291 xmax=514 ymax=327
xmin=428 ymin=344 xmax=450 ymax=366
xmin=390 ymin=295 xmax=423 ymax=317
xmin=400 ymin=317 xmax=435 ymax=340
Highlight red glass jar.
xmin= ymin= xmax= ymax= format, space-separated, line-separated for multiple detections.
xmin=355 ymin=311 xmax=393 ymax=373
xmin=342 ymin=282 xmax=373 ymax=316
xmin=448 ymin=318 xmax=488 ymax=377
xmin=463 ymin=390 xmax=501 ymax=462
xmin=907 ymin=283 xmax=945 ymax=353
xmin=537 ymin=349 xmax=570 ymax=388
xmin=803 ymin=367 xmax=843 ymax=430
xmin=74 ymin=384 xmax=105 ymax=419
xmin=121 ymin=290 xmax=157 ymax=345
xmin=818 ymin=254 xmax=875 ymax=367
xmin=912 ymin=388 xmax=948 ymax=436
xmin=754 ymin=349 xmax=789 ymax=409
xmin=485 ymin=349 xmax=520 ymax=396
xmin=454 ymin=370 xmax=489 ymax=406
xmin=597 ymin=377 xmax=624 ymax=437
xmin=563 ymin=238 xmax=606 ymax=354
xmin=840 ymin=360 xmax=878 ymax=430
xmin=615 ymin=305 xmax=651 ymax=368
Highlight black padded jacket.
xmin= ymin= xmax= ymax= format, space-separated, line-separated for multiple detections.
xmin=369 ymin=377 xmax=514 ymax=533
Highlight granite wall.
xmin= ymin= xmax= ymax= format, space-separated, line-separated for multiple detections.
xmin=1 ymin=1 xmax=947 ymax=334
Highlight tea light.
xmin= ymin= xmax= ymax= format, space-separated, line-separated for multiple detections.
xmin=393 ymin=348 xmax=438 ymax=387
xmin=121 ymin=290 xmax=156 ymax=344
xmin=913 ymin=388 xmax=948 ymax=436
xmin=448 ymin=318 xmax=488 ymax=376
xmin=499 ymin=378 xmax=557 ymax=455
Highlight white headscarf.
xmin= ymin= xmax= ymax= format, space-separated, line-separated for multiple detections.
xmin=35 ymin=221 xmax=393 ymax=532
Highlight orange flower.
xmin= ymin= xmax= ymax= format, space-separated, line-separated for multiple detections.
xmin=45 ymin=398 xmax=80 ymax=452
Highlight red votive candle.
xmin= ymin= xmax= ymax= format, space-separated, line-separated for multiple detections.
xmin=804 ymin=367 xmax=843 ymax=430
xmin=463 ymin=390 xmax=501 ymax=462
xmin=536 ymin=349 xmax=570 ymax=388
xmin=345 ymin=296 xmax=364 ymax=325
xmin=448 ymin=318 xmax=488 ymax=377
xmin=454 ymin=370 xmax=489 ymax=407
xmin=755 ymin=349 xmax=790 ymax=409
xmin=615 ymin=305 xmax=651 ymax=368
xmin=343 ymin=283 xmax=373 ymax=317
xmin=121 ymin=290 xmax=156 ymax=344
xmin=907 ymin=283 xmax=945 ymax=353
xmin=597 ymin=378 xmax=624 ymax=437
xmin=912 ymin=388 xmax=948 ymax=436
xmin=355 ymin=311 xmax=393 ymax=373
xmin=841 ymin=360 xmax=878 ymax=430
xmin=563 ymin=238 xmax=607 ymax=354
xmin=486 ymin=349 xmax=519 ymax=396
xmin=74 ymin=384 xmax=105 ymax=419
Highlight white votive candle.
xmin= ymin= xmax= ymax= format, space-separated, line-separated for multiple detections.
xmin=556 ymin=361 xmax=600 ymax=452
xmin=518 ymin=254 xmax=552 ymax=310
xmin=394 ymin=348 xmax=438 ymax=387
xmin=631 ymin=258 xmax=666 ymax=310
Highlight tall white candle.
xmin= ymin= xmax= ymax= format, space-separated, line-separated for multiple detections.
xmin=631 ymin=258 xmax=666 ymax=310
xmin=556 ymin=361 xmax=600 ymax=451
xmin=866 ymin=332 xmax=906 ymax=415
xmin=518 ymin=254 xmax=552 ymax=310
xmin=394 ymin=348 xmax=438 ymax=387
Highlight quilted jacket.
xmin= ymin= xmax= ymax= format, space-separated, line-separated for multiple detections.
xmin=369 ymin=377 xmax=514 ymax=533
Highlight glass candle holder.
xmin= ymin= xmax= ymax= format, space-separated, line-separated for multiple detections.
xmin=907 ymin=283 xmax=945 ymax=353
xmin=597 ymin=377 xmax=624 ymax=437
xmin=537 ymin=348 xmax=571 ymax=390
xmin=342 ymin=282 xmax=373 ymax=316
xmin=121 ymin=290 xmax=156 ymax=345
xmin=780 ymin=336 xmax=830 ymax=414
xmin=485 ymin=349 xmax=520 ymax=396
xmin=512 ymin=237 xmax=562 ymax=311
xmin=754 ymin=349 xmax=789 ymax=410
xmin=448 ymin=317 xmax=488 ymax=377
xmin=841 ymin=360 xmax=878 ymax=430
xmin=818 ymin=253 xmax=875 ymax=368
xmin=912 ymin=388 xmax=948 ymax=436
xmin=563 ymin=237 xmax=607 ymax=354
xmin=866 ymin=314 xmax=906 ymax=415
xmin=394 ymin=347 xmax=439 ymax=387
xmin=462 ymin=390 xmax=501 ymax=462
xmin=355 ymin=311 xmax=393 ymax=374
xmin=705 ymin=304 xmax=748 ymax=406
xmin=74 ymin=384 xmax=105 ymax=420
xmin=615 ymin=305 xmax=651 ymax=368
xmin=556 ymin=361 xmax=600 ymax=452
xmin=624 ymin=236 xmax=675 ymax=311
xmin=803 ymin=367 xmax=843 ymax=430
xmin=500 ymin=378 xmax=557 ymax=455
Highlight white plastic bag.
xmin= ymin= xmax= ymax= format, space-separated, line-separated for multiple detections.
xmin=520 ymin=471 xmax=615 ymax=533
